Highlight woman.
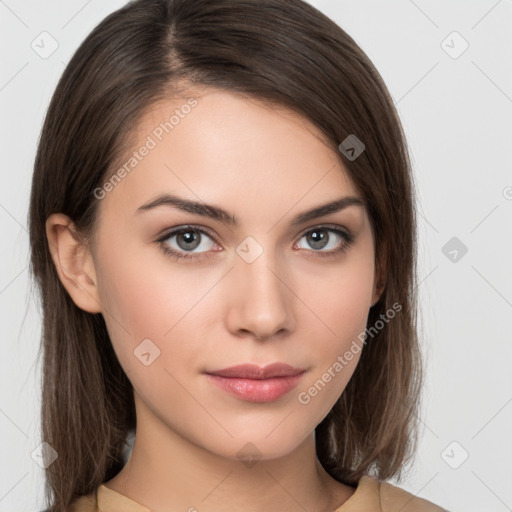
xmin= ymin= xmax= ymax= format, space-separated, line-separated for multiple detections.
xmin=29 ymin=0 xmax=447 ymax=510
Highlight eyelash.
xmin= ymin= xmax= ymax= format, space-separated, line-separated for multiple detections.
xmin=155 ymin=224 xmax=355 ymax=262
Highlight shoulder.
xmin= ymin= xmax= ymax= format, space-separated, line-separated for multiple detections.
xmin=333 ymin=475 xmax=447 ymax=512
xmin=66 ymin=490 xmax=98 ymax=512
xmin=379 ymin=480 xmax=447 ymax=512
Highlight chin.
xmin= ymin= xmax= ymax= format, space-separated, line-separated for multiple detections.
xmin=198 ymin=428 xmax=312 ymax=465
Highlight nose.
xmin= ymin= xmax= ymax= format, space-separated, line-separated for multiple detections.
xmin=224 ymin=245 xmax=296 ymax=341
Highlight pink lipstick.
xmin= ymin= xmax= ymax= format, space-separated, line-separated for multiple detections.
xmin=205 ymin=363 xmax=305 ymax=402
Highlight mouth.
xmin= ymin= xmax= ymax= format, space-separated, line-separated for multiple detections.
xmin=204 ymin=363 xmax=306 ymax=403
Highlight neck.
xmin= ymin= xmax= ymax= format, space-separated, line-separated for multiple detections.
xmin=105 ymin=392 xmax=355 ymax=512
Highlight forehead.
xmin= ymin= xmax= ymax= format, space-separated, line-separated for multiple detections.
xmin=97 ymin=88 xmax=360 ymax=220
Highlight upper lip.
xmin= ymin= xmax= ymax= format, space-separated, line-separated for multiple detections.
xmin=205 ymin=363 xmax=305 ymax=379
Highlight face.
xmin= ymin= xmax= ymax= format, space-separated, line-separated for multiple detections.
xmin=87 ymin=88 xmax=380 ymax=460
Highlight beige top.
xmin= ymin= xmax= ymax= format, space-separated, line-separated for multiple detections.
xmin=69 ymin=475 xmax=447 ymax=511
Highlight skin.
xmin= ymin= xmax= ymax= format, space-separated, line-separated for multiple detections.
xmin=46 ymin=87 xmax=383 ymax=512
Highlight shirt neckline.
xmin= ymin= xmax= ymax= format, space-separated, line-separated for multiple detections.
xmin=97 ymin=474 xmax=381 ymax=512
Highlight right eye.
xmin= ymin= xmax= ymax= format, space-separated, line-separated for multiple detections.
xmin=156 ymin=225 xmax=221 ymax=261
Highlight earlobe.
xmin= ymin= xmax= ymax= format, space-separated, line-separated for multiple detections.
xmin=45 ymin=213 xmax=102 ymax=313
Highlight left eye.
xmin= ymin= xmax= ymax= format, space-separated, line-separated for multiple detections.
xmin=296 ymin=227 xmax=351 ymax=252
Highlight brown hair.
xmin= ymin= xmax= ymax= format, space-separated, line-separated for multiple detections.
xmin=28 ymin=0 xmax=422 ymax=510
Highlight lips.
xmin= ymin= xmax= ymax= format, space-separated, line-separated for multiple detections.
xmin=206 ymin=363 xmax=305 ymax=379
xmin=204 ymin=363 xmax=306 ymax=402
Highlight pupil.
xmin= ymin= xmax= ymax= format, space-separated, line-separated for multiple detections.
xmin=179 ymin=231 xmax=199 ymax=250
xmin=309 ymin=230 xmax=327 ymax=249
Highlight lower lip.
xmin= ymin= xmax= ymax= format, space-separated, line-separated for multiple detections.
xmin=205 ymin=373 xmax=305 ymax=402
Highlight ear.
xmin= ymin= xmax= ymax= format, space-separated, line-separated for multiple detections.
xmin=370 ymin=252 xmax=386 ymax=308
xmin=45 ymin=213 xmax=102 ymax=313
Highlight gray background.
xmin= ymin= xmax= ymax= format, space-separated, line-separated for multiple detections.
xmin=1 ymin=0 xmax=511 ymax=510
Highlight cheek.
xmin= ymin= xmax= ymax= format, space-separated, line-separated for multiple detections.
xmin=293 ymin=244 xmax=375 ymax=406
xmin=93 ymin=247 xmax=233 ymax=443
xmin=318 ymin=271 xmax=372 ymax=337
xmin=301 ymin=247 xmax=375 ymax=350
xmin=94 ymin=240 xmax=222 ymax=374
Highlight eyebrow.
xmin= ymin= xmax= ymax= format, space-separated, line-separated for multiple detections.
xmin=135 ymin=193 xmax=364 ymax=226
